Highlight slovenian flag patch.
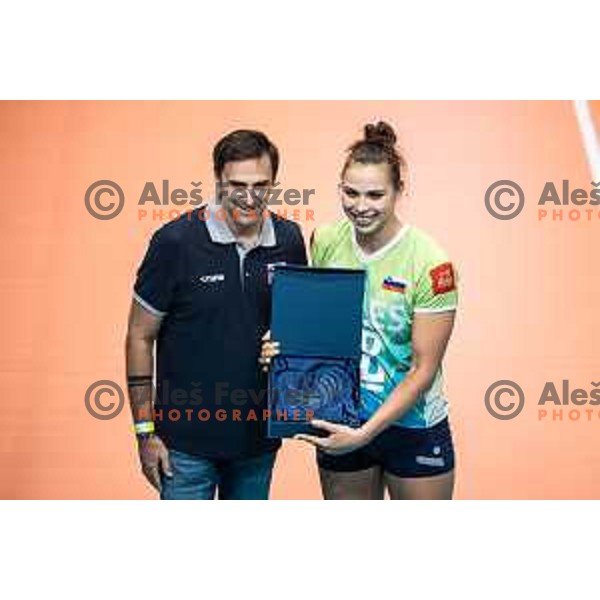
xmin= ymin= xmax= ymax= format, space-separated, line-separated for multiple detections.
xmin=382 ymin=276 xmax=408 ymax=293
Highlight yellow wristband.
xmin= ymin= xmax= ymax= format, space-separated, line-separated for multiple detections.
xmin=133 ymin=421 xmax=155 ymax=435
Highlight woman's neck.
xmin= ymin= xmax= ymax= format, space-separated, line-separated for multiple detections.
xmin=355 ymin=216 xmax=403 ymax=256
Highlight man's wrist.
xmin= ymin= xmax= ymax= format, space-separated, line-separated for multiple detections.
xmin=133 ymin=420 xmax=155 ymax=442
xmin=136 ymin=431 xmax=155 ymax=444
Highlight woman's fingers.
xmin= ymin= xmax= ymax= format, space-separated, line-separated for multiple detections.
xmin=294 ymin=433 xmax=327 ymax=448
xmin=310 ymin=419 xmax=345 ymax=434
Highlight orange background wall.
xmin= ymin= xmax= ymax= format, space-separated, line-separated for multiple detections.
xmin=1 ymin=100 xmax=599 ymax=499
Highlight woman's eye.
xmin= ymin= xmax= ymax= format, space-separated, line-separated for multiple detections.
xmin=367 ymin=192 xmax=385 ymax=200
xmin=343 ymin=187 xmax=359 ymax=198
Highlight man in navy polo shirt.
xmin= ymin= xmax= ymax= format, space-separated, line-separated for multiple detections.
xmin=125 ymin=130 xmax=307 ymax=499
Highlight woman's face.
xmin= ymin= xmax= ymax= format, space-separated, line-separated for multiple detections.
xmin=340 ymin=162 xmax=398 ymax=237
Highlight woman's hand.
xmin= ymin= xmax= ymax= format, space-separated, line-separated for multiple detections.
xmin=259 ymin=330 xmax=280 ymax=372
xmin=295 ymin=419 xmax=373 ymax=455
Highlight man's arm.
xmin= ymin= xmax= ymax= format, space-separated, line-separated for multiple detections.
xmin=126 ymin=300 xmax=160 ymax=422
xmin=125 ymin=299 xmax=172 ymax=491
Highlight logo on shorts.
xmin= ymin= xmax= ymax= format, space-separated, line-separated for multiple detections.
xmin=430 ymin=262 xmax=456 ymax=295
xmin=416 ymin=446 xmax=445 ymax=467
xmin=382 ymin=276 xmax=408 ymax=293
xmin=415 ymin=455 xmax=445 ymax=467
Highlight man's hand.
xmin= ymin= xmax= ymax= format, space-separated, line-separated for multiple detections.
xmin=295 ymin=419 xmax=372 ymax=456
xmin=259 ymin=330 xmax=280 ymax=372
xmin=138 ymin=434 xmax=172 ymax=491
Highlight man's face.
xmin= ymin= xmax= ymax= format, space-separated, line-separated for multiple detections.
xmin=218 ymin=154 xmax=273 ymax=228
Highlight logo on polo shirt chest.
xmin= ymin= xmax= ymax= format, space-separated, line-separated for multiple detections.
xmin=192 ymin=273 xmax=225 ymax=285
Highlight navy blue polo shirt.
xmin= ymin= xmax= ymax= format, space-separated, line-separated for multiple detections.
xmin=133 ymin=205 xmax=307 ymax=459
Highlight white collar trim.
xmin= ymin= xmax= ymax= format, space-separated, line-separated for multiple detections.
xmin=352 ymin=223 xmax=411 ymax=262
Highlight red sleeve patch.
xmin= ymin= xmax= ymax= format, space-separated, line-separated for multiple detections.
xmin=430 ymin=262 xmax=456 ymax=295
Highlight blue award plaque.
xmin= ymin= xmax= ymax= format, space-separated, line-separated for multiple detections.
xmin=267 ymin=265 xmax=366 ymax=437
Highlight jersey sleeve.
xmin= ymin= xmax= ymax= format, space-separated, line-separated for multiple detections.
xmin=309 ymin=227 xmax=326 ymax=267
xmin=413 ymin=237 xmax=458 ymax=313
xmin=133 ymin=228 xmax=180 ymax=317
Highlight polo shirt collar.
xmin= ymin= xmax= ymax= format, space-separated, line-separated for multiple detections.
xmin=205 ymin=204 xmax=276 ymax=247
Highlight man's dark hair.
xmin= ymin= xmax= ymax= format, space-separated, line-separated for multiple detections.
xmin=212 ymin=129 xmax=279 ymax=180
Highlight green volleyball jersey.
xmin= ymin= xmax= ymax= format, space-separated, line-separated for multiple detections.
xmin=311 ymin=219 xmax=458 ymax=428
